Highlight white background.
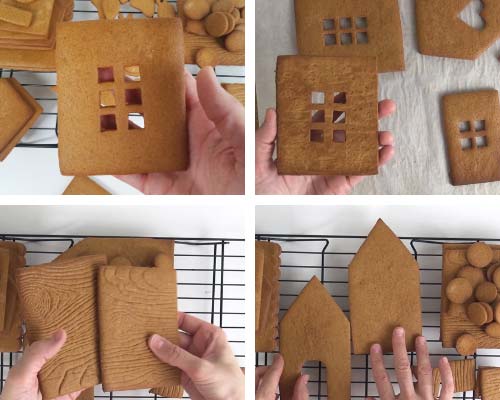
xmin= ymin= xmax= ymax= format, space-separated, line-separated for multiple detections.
xmin=256 ymin=0 xmax=500 ymax=194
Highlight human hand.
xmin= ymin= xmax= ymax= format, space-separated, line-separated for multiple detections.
xmin=117 ymin=67 xmax=245 ymax=195
xmin=148 ymin=312 xmax=244 ymax=400
xmin=255 ymin=354 xmax=309 ymax=400
xmin=368 ymin=327 xmax=454 ymax=400
xmin=255 ymin=100 xmax=396 ymax=195
xmin=1 ymin=329 xmax=83 ymax=400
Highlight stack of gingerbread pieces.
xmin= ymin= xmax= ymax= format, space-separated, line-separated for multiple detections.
xmin=0 ymin=0 xmax=73 ymax=71
xmin=15 ymin=238 xmax=183 ymax=399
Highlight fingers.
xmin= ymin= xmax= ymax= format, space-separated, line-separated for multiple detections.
xmin=378 ymin=131 xmax=394 ymax=146
xmin=256 ymin=109 xmax=277 ymax=166
xmin=8 ymin=329 xmax=66 ymax=384
xmin=378 ymin=100 xmax=396 ymax=119
xmin=256 ymin=354 xmax=284 ymax=399
xmin=415 ymin=336 xmax=433 ymax=397
xmin=178 ymin=312 xmax=214 ymax=335
xmin=370 ymin=343 xmax=395 ymax=400
xmin=184 ymin=69 xmax=201 ymax=112
xmin=292 ymin=373 xmax=310 ymax=400
xmin=392 ymin=327 xmax=415 ymax=398
xmin=149 ymin=334 xmax=207 ymax=381
xmin=379 ymin=145 xmax=395 ymax=167
xmin=255 ymin=366 xmax=269 ymax=392
xmin=438 ymin=357 xmax=454 ymax=399
xmin=196 ymin=67 xmax=245 ymax=147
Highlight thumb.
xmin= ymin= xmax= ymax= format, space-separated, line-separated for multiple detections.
xmin=255 ymin=108 xmax=277 ymax=166
xmin=9 ymin=329 xmax=66 ymax=383
xmin=292 ymin=374 xmax=310 ymax=400
xmin=149 ymin=334 xmax=207 ymax=380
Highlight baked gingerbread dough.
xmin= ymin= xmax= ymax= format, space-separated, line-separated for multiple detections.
xmin=63 ymin=177 xmax=111 ymax=195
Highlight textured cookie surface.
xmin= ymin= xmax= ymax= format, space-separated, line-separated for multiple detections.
xmin=98 ymin=265 xmax=180 ymax=391
xmin=255 ymin=242 xmax=264 ymax=328
xmin=56 ymin=18 xmax=188 ymax=175
xmin=349 ymin=219 xmax=422 ymax=354
xmin=63 ymin=177 xmax=111 ymax=195
xmin=442 ymin=90 xmax=500 ymax=186
xmin=294 ymin=0 xmax=404 ymax=72
xmin=16 ymin=255 xmax=106 ymax=398
xmin=255 ymin=241 xmax=280 ymax=352
xmin=279 ymin=276 xmax=351 ymax=400
xmin=276 ymin=55 xmax=378 ymax=176
xmin=479 ymin=367 xmax=500 ymax=400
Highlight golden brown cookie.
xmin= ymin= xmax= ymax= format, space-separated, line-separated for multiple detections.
xmin=482 ymin=302 xmax=495 ymax=323
xmin=456 ymin=333 xmax=477 ymax=356
xmin=486 ymin=322 xmax=500 ymax=338
xmin=493 ymin=267 xmax=500 ymax=289
xmin=211 ymin=0 xmax=233 ymax=13
xmin=183 ymin=0 xmax=209 ymax=20
xmin=233 ymin=0 xmax=243 ymax=7
xmin=446 ymin=277 xmax=473 ymax=304
xmin=205 ymin=11 xmax=228 ymax=37
xmin=186 ymin=19 xmax=208 ymax=36
xmin=110 ymin=256 xmax=131 ymax=266
xmin=447 ymin=302 xmax=467 ymax=318
xmin=130 ymin=0 xmax=154 ymax=17
xmin=495 ymin=303 xmax=500 ymax=323
xmin=195 ymin=46 xmax=219 ymax=67
xmin=62 ymin=177 xmax=111 ymax=195
xmin=102 ymin=0 xmax=119 ymax=19
xmin=458 ymin=265 xmax=485 ymax=289
xmin=225 ymin=30 xmax=244 ymax=52
xmin=468 ymin=302 xmax=489 ymax=326
xmin=467 ymin=242 xmax=493 ymax=268
xmin=156 ymin=0 xmax=176 ymax=18
xmin=476 ymin=281 xmax=498 ymax=303
xmin=488 ymin=263 xmax=500 ymax=281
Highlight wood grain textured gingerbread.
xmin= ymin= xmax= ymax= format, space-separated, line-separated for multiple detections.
xmin=442 ymin=90 xmax=500 ymax=186
xmin=255 ymin=242 xmax=264 ymax=329
xmin=279 ymin=276 xmax=351 ymax=400
xmin=441 ymin=243 xmax=500 ymax=350
xmin=56 ymin=237 xmax=174 ymax=267
xmin=294 ymin=0 xmax=404 ymax=72
xmin=415 ymin=0 xmax=500 ymax=60
xmin=16 ymin=255 xmax=107 ymax=398
xmin=479 ymin=367 xmax=500 ymax=400
xmin=77 ymin=388 xmax=95 ymax=400
xmin=63 ymin=177 xmax=111 ymax=195
xmin=349 ymin=219 xmax=422 ymax=354
xmin=98 ymin=264 xmax=180 ymax=391
xmin=255 ymin=241 xmax=280 ymax=352
xmin=276 ymin=55 xmax=378 ymax=176
xmin=56 ymin=18 xmax=188 ymax=176
xmin=150 ymin=386 xmax=185 ymax=398
xmin=0 ymin=248 xmax=10 ymax=331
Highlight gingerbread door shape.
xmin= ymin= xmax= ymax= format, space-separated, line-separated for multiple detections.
xmin=276 ymin=55 xmax=379 ymax=176
xmin=442 ymin=90 xmax=500 ymax=186
xmin=294 ymin=0 xmax=404 ymax=72
xmin=349 ymin=219 xmax=422 ymax=354
xmin=416 ymin=0 xmax=500 ymax=60
xmin=279 ymin=276 xmax=351 ymax=400
xmin=56 ymin=18 xmax=188 ymax=176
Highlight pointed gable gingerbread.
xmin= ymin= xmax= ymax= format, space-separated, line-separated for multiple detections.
xmin=349 ymin=219 xmax=422 ymax=354
xmin=279 ymin=276 xmax=351 ymax=400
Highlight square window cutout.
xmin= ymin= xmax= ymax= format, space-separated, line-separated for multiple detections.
xmin=311 ymin=91 xmax=325 ymax=104
xmin=333 ymin=111 xmax=346 ymax=124
xmin=477 ymin=136 xmax=488 ymax=148
xmin=356 ymin=17 xmax=368 ymax=28
xmin=356 ymin=32 xmax=368 ymax=44
xmin=474 ymin=120 xmax=486 ymax=132
xmin=100 ymin=114 xmax=117 ymax=132
xmin=323 ymin=19 xmax=335 ymax=30
xmin=311 ymin=110 xmax=325 ymax=122
xmin=98 ymin=67 xmax=114 ymax=83
xmin=124 ymin=65 xmax=141 ymax=82
xmin=334 ymin=92 xmax=347 ymax=104
xmin=340 ymin=17 xmax=352 ymax=29
xmin=341 ymin=33 xmax=353 ymax=45
xmin=460 ymin=137 xmax=473 ymax=150
xmin=125 ymin=88 xmax=143 ymax=105
xmin=310 ymin=129 xmax=324 ymax=142
xmin=128 ymin=113 xmax=145 ymax=129
xmin=99 ymin=89 xmax=116 ymax=108
xmin=324 ymin=34 xmax=336 ymax=46
xmin=333 ymin=130 xmax=346 ymax=143
xmin=459 ymin=121 xmax=471 ymax=132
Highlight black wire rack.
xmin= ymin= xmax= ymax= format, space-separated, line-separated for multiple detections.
xmin=0 ymin=0 xmax=245 ymax=151
xmin=0 ymin=234 xmax=245 ymax=399
xmin=255 ymin=233 xmax=500 ymax=400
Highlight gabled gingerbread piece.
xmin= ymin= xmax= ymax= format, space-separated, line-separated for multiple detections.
xmin=349 ymin=219 xmax=422 ymax=354
xmin=294 ymin=0 xmax=404 ymax=72
xmin=416 ymin=0 xmax=500 ymax=60
xmin=279 ymin=276 xmax=351 ymax=400
xmin=255 ymin=241 xmax=280 ymax=352
xmin=63 ymin=177 xmax=111 ymax=195
xmin=276 ymin=55 xmax=379 ymax=176
xmin=442 ymin=90 xmax=500 ymax=186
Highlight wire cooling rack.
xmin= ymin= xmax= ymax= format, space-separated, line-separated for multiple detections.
xmin=255 ymin=234 xmax=500 ymax=399
xmin=0 ymin=0 xmax=245 ymax=149
xmin=0 ymin=234 xmax=245 ymax=399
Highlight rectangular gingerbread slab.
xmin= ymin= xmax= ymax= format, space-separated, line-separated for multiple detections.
xmin=0 ymin=248 xmax=10 ymax=331
xmin=479 ymin=367 xmax=500 ymax=400
xmin=98 ymin=264 xmax=180 ymax=391
xmin=441 ymin=243 xmax=500 ymax=349
xmin=17 ymin=255 xmax=107 ymax=398
xmin=276 ymin=55 xmax=379 ymax=176
xmin=56 ymin=18 xmax=188 ymax=176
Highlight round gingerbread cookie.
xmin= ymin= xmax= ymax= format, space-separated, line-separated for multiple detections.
xmin=475 ymin=281 xmax=498 ymax=303
xmin=486 ymin=322 xmax=500 ymax=338
xmin=456 ymin=333 xmax=477 ymax=356
xmin=487 ymin=263 xmax=500 ymax=281
xmin=458 ymin=265 xmax=485 ymax=289
xmin=493 ymin=267 xmax=500 ymax=289
xmin=446 ymin=277 xmax=473 ymax=304
xmin=467 ymin=242 xmax=493 ymax=268
xmin=447 ymin=302 xmax=467 ymax=317
xmin=467 ymin=302 xmax=488 ymax=326
xmin=482 ymin=302 xmax=495 ymax=323
xmin=211 ymin=0 xmax=234 ymax=13
xmin=225 ymin=30 xmax=244 ymax=51
xmin=205 ymin=12 xmax=229 ymax=37
xmin=195 ymin=47 xmax=219 ymax=67
xmin=184 ymin=0 xmax=210 ymax=20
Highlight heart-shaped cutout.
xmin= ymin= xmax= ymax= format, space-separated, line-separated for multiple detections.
xmin=459 ymin=0 xmax=485 ymax=30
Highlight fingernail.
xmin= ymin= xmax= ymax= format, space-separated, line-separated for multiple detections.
xmin=150 ymin=334 xmax=165 ymax=351
xmin=416 ymin=336 xmax=426 ymax=345
xmin=394 ymin=327 xmax=405 ymax=336
xmin=371 ymin=343 xmax=382 ymax=353
xmin=441 ymin=357 xmax=449 ymax=365
xmin=303 ymin=374 xmax=310 ymax=384
xmin=52 ymin=329 xmax=64 ymax=342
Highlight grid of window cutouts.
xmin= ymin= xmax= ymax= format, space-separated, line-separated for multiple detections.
xmin=322 ymin=16 xmax=369 ymax=47
xmin=310 ymin=90 xmax=348 ymax=143
xmin=458 ymin=119 xmax=488 ymax=151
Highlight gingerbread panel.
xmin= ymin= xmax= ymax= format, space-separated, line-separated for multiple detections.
xmin=294 ymin=0 xmax=404 ymax=72
xmin=479 ymin=367 xmax=500 ymax=400
xmin=276 ymin=55 xmax=378 ymax=176
xmin=63 ymin=177 xmax=111 ymax=195
xmin=0 ymin=248 xmax=9 ymax=331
